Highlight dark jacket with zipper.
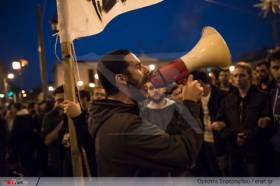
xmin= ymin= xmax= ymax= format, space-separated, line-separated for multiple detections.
xmin=216 ymin=86 xmax=272 ymax=159
xmin=73 ymin=99 xmax=203 ymax=177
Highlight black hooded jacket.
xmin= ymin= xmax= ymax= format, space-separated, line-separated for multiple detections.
xmin=73 ymin=99 xmax=203 ymax=176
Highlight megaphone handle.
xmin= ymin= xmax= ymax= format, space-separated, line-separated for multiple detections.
xmin=150 ymin=59 xmax=189 ymax=88
xmin=156 ymin=69 xmax=169 ymax=87
xmin=156 ymin=69 xmax=188 ymax=86
xmin=175 ymin=67 xmax=189 ymax=84
xmin=176 ymin=77 xmax=188 ymax=85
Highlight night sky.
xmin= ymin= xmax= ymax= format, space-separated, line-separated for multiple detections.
xmin=0 ymin=0 xmax=278 ymax=90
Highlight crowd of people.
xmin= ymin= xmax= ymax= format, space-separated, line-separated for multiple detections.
xmin=0 ymin=49 xmax=280 ymax=177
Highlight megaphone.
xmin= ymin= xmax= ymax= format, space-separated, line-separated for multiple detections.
xmin=151 ymin=26 xmax=232 ymax=88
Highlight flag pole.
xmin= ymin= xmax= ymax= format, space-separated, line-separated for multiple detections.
xmin=56 ymin=0 xmax=84 ymax=177
xmin=36 ymin=5 xmax=48 ymax=100
xmin=61 ymin=42 xmax=84 ymax=177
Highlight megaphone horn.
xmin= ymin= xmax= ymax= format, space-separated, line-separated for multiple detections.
xmin=151 ymin=26 xmax=232 ymax=88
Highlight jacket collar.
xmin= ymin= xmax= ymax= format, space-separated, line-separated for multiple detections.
xmin=232 ymin=85 xmax=258 ymax=100
xmin=92 ymin=99 xmax=140 ymax=115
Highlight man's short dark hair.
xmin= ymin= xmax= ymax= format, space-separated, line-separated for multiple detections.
xmin=79 ymin=90 xmax=90 ymax=101
xmin=268 ymin=50 xmax=280 ymax=66
xmin=255 ymin=60 xmax=269 ymax=69
xmin=218 ymin=69 xmax=230 ymax=77
xmin=192 ymin=70 xmax=211 ymax=84
xmin=54 ymin=85 xmax=64 ymax=95
xmin=97 ymin=49 xmax=132 ymax=96
xmin=219 ymin=69 xmax=230 ymax=73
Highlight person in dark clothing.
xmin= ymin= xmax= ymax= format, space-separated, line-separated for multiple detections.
xmin=214 ymin=62 xmax=272 ymax=177
xmin=140 ymin=82 xmax=202 ymax=176
xmin=191 ymin=71 xmax=227 ymax=176
xmin=88 ymin=87 xmax=107 ymax=137
xmin=64 ymin=49 xmax=203 ymax=177
xmin=41 ymin=86 xmax=69 ymax=176
xmin=269 ymin=49 xmax=280 ymax=176
xmin=0 ymin=111 xmax=7 ymax=161
xmin=79 ymin=90 xmax=91 ymax=112
xmin=36 ymin=98 xmax=55 ymax=176
xmin=217 ymin=69 xmax=235 ymax=93
xmin=0 ymin=114 xmax=8 ymax=175
xmin=27 ymin=102 xmax=38 ymax=120
xmin=91 ymin=87 xmax=107 ymax=101
xmin=10 ymin=103 xmax=39 ymax=176
xmin=142 ymin=82 xmax=183 ymax=131
xmin=255 ymin=60 xmax=275 ymax=92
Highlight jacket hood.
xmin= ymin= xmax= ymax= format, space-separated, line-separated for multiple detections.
xmin=88 ymin=99 xmax=139 ymax=136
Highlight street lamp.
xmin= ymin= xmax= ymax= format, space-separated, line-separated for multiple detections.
xmin=12 ymin=61 xmax=21 ymax=70
xmin=148 ymin=64 xmax=156 ymax=71
xmin=89 ymin=83 xmax=96 ymax=88
xmin=12 ymin=58 xmax=29 ymax=71
xmin=94 ymin=73 xmax=99 ymax=80
xmin=208 ymin=72 xmax=214 ymax=78
xmin=20 ymin=58 xmax=28 ymax=68
xmin=77 ymin=81 xmax=84 ymax=87
xmin=229 ymin=65 xmax=235 ymax=73
xmin=48 ymin=86 xmax=55 ymax=92
xmin=7 ymin=73 xmax=15 ymax=79
xmin=0 ymin=94 xmax=5 ymax=98
xmin=11 ymin=58 xmax=28 ymax=101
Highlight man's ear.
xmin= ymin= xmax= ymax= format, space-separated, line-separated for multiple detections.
xmin=115 ymin=74 xmax=127 ymax=85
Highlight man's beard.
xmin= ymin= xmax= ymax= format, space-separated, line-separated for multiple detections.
xmin=259 ymin=76 xmax=269 ymax=84
xmin=126 ymin=76 xmax=147 ymax=102
xmin=221 ymin=79 xmax=229 ymax=86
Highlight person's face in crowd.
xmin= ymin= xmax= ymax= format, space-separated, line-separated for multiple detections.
xmin=270 ymin=59 xmax=280 ymax=87
xmin=146 ymin=82 xmax=166 ymax=103
xmin=92 ymin=88 xmax=106 ymax=101
xmin=218 ymin=71 xmax=230 ymax=85
xmin=54 ymin=93 xmax=64 ymax=111
xmin=117 ymin=53 xmax=150 ymax=101
xmin=232 ymin=67 xmax=251 ymax=90
xmin=125 ymin=53 xmax=149 ymax=89
xmin=80 ymin=97 xmax=90 ymax=111
xmin=39 ymin=102 xmax=46 ymax=112
xmin=198 ymin=81 xmax=211 ymax=97
xmin=208 ymin=73 xmax=217 ymax=86
xmin=255 ymin=64 xmax=269 ymax=83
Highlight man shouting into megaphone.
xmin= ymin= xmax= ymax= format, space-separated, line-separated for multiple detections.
xmin=63 ymin=49 xmax=204 ymax=176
